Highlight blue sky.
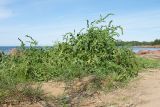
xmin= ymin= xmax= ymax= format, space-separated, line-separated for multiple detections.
xmin=0 ymin=0 xmax=160 ymax=46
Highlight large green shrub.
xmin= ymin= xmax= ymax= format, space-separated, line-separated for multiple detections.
xmin=0 ymin=14 xmax=139 ymax=82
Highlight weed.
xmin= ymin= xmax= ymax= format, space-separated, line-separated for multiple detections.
xmin=0 ymin=14 xmax=141 ymax=105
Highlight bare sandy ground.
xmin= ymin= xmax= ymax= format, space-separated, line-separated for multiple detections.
xmin=80 ymin=69 xmax=160 ymax=107
xmin=139 ymin=54 xmax=160 ymax=59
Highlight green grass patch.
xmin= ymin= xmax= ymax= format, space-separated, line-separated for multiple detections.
xmin=137 ymin=57 xmax=160 ymax=69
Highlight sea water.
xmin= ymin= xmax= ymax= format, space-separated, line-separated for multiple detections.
xmin=0 ymin=46 xmax=160 ymax=53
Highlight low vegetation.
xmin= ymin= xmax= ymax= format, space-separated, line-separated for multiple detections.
xmin=138 ymin=57 xmax=160 ymax=69
xmin=0 ymin=14 xmax=157 ymax=106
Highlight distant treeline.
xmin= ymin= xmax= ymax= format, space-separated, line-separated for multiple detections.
xmin=117 ymin=39 xmax=160 ymax=46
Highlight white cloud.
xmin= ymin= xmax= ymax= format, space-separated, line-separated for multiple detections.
xmin=0 ymin=8 xmax=12 ymax=19
xmin=0 ymin=0 xmax=12 ymax=20
xmin=0 ymin=0 xmax=9 ymax=5
xmin=110 ymin=10 xmax=160 ymax=41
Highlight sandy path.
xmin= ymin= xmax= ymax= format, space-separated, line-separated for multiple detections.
xmin=80 ymin=69 xmax=160 ymax=107
xmin=136 ymin=69 xmax=160 ymax=107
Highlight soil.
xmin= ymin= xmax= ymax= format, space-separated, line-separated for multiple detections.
xmin=80 ymin=69 xmax=160 ymax=107
xmin=2 ymin=68 xmax=160 ymax=107
xmin=139 ymin=54 xmax=160 ymax=59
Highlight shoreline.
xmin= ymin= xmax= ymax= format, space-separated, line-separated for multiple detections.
xmin=133 ymin=45 xmax=160 ymax=48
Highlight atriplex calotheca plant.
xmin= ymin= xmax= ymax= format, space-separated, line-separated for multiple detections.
xmin=0 ymin=14 xmax=139 ymax=82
